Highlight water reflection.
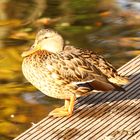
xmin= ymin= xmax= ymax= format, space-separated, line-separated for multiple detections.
xmin=0 ymin=0 xmax=140 ymax=139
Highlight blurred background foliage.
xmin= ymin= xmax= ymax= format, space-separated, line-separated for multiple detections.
xmin=0 ymin=0 xmax=140 ymax=139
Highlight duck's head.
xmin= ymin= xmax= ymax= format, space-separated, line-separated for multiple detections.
xmin=22 ymin=29 xmax=64 ymax=57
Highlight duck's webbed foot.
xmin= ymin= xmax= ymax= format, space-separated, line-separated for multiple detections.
xmin=49 ymin=95 xmax=76 ymax=117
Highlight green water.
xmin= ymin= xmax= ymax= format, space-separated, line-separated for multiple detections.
xmin=0 ymin=0 xmax=140 ymax=139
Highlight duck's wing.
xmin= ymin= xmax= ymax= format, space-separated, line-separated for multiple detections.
xmin=46 ymin=51 xmax=121 ymax=92
xmin=64 ymin=45 xmax=129 ymax=85
xmin=64 ymin=45 xmax=118 ymax=77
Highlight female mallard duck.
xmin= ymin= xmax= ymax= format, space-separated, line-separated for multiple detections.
xmin=22 ymin=29 xmax=129 ymax=117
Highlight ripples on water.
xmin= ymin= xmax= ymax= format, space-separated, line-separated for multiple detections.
xmin=0 ymin=0 xmax=140 ymax=139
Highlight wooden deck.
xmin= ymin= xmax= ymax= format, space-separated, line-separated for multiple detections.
xmin=14 ymin=55 xmax=140 ymax=140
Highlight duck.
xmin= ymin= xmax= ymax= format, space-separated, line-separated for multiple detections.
xmin=22 ymin=29 xmax=129 ymax=117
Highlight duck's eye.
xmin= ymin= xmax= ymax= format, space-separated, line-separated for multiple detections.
xmin=44 ymin=36 xmax=48 ymax=39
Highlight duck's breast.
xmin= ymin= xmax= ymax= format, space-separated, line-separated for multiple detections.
xmin=22 ymin=53 xmax=71 ymax=99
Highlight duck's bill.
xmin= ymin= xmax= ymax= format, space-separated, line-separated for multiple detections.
xmin=21 ymin=45 xmax=40 ymax=57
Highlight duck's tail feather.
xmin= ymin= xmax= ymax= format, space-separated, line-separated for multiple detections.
xmin=108 ymin=76 xmax=129 ymax=86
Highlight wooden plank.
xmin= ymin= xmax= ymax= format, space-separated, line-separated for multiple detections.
xmin=14 ymin=55 xmax=140 ymax=140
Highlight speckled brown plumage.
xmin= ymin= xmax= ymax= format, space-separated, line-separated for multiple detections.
xmin=22 ymin=29 xmax=129 ymax=117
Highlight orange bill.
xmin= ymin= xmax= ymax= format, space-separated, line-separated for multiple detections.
xmin=21 ymin=45 xmax=41 ymax=57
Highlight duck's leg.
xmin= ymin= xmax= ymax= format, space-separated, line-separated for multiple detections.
xmin=49 ymin=95 xmax=76 ymax=117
